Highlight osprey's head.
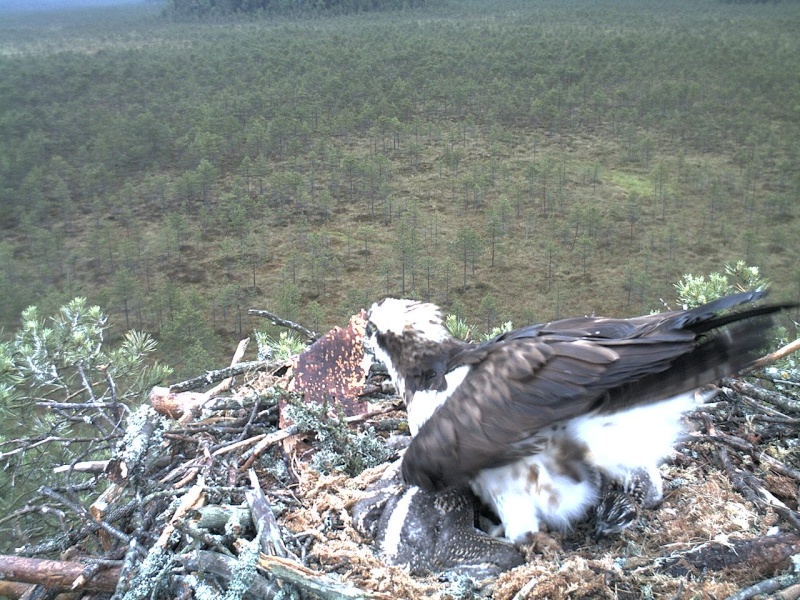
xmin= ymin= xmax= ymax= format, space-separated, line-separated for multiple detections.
xmin=366 ymin=298 xmax=449 ymax=343
xmin=364 ymin=298 xmax=452 ymax=400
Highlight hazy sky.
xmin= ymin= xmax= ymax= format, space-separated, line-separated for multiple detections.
xmin=1 ymin=0 xmax=157 ymax=12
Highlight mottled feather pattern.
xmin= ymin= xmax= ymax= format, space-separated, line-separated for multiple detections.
xmin=352 ymin=457 xmax=525 ymax=576
xmin=595 ymin=467 xmax=663 ymax=536
xmin=595 ymin=489 xmax=638 ymax=537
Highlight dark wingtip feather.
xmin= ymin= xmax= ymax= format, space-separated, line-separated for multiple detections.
xmin=677 ymin=291 xmax=797 ymax=335
xmin=603 ymin=309 xmax=782 ymax=413
xmin=675 ymin=290 xmax=766 ymax=328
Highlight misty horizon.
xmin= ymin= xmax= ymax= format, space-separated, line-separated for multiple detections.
xmin=1 ymin=0 xmax=162 ymax=12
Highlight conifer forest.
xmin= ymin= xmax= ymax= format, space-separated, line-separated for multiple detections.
xmin=1 ymin=0 xmax=799 ymax=376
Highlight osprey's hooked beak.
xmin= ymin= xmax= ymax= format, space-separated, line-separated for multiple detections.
xmin=362 ymin=321 xmax=377 ymax=356
xmin=361 ymin=315 xmax=401 ymax=391
xmin=362 ymin=319 xmax=387 ymax=379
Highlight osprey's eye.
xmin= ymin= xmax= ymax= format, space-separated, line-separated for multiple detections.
xmin=365 ymin=322 xmax=377 ymax=338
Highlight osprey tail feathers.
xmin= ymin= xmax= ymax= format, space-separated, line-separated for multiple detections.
xmin=597 ymin=299 xmax=789 ymax=415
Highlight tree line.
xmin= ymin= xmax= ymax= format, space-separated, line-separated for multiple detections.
xmin=166 ymin=0 xmax=432 ymax=17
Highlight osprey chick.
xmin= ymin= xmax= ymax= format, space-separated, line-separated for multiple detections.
xmin=364 ymin=292 xmax=789 ymax=542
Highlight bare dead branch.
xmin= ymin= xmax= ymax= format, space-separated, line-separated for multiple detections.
xmin=39 ymin=487 xmax=131 ymax=546
xmin=749 ymin=338 xmax=800 ymax=371
xmin=204 ymin=338 xmax=250 ymax=398
xmin=724 ymin=573 xmax=800 ymax=600
xmin=722 ymin=377 xmax=800 ymax=414
xmin=248 ymin=308 xmax=319 ymax=342
xmin=0 ymin=435 xmax=112 ymax=459
xmin=35 ymin=401 xmax=127 ymax=411
xmin=211 ymin=434 xmax=267 ymax=457
xmin=180 ymin=550 xmax=281 ymax=599
xmin=168 ymin=360 xmax=275 ymax=393
xmin=53 ymin=460 xmax=110 ymax=474
xmin=155 ymin=479 xmax=206 ymax=549
xmin=658 ymin=532 xmax=800 ymax=577
xmin=246 ymin=469 xmax=291 ymax=559
xmin=238 ymin=425 xmax=299 ymax=470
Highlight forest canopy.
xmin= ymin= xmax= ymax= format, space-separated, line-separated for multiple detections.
xmin=0 ymin=0 xmax=798 ymax=379
xmin=165 ymin=0 xmax=432 ymax=17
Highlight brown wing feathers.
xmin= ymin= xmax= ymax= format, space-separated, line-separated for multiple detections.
xmin=403 ymin=338 xmax=619 ymax=489
xmin=402 ymin=292 xmax=792 ymax=490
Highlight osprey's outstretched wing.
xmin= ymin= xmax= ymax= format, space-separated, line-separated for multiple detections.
xmin=402 ymin=292 xmax=789 ymax=490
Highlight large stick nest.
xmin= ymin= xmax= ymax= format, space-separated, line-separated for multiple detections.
xmin=2 ymin=313 xmax=800 ymax=600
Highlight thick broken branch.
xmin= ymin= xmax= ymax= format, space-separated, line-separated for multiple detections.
xmin=193 ymin=505 xmax=252 ymax=531
xmin=749 ymin=337 xmax=800 ymax=371
xmin=151 ymin=339 xmax=255 ymax=418
xmin=0 ymin=554 xmax=120 ymax=592
xmin=149 ymin=387 xmax=209 ymax=419
xmin=657 ymin=532 xmax=800 ymax=577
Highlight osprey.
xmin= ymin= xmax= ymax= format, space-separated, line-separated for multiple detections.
xmin=364 ymin=292 xmax=788 ymax=542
